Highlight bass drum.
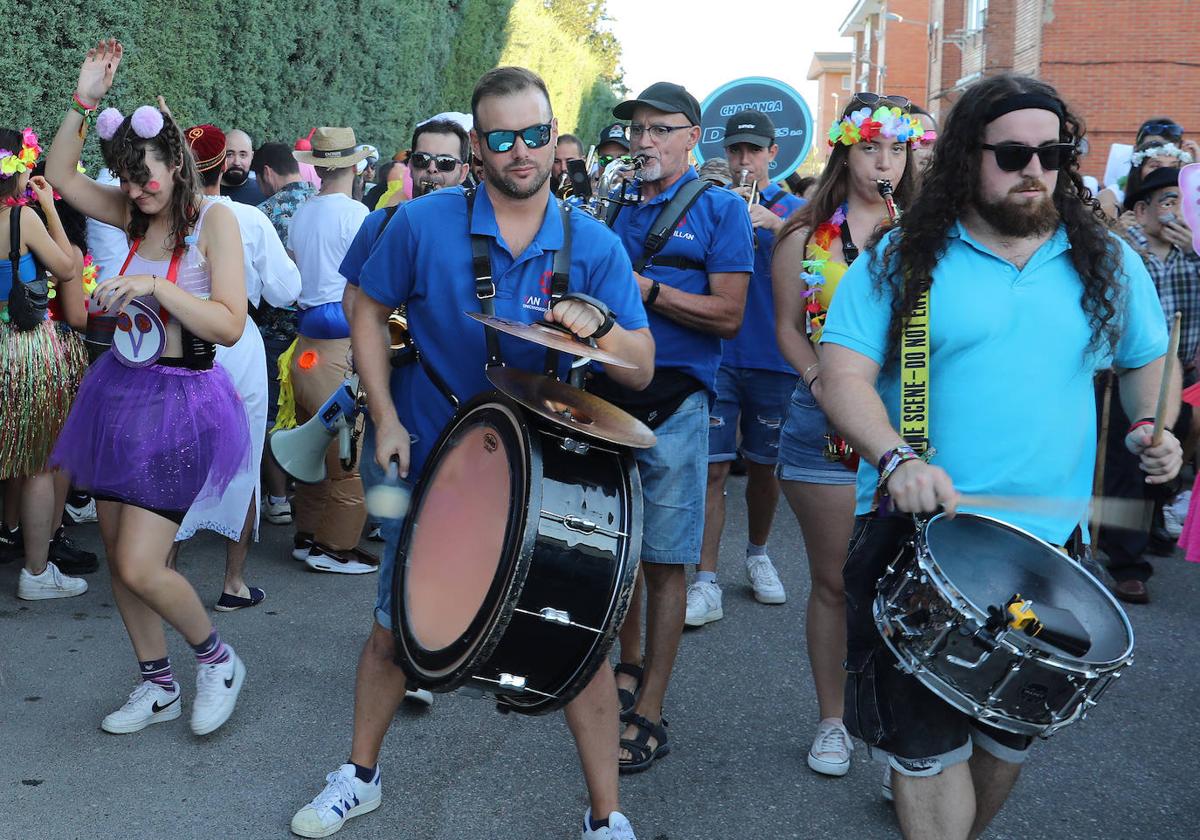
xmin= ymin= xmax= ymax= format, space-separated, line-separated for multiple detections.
xmin=392 ymin=393 xmax=641 ymax=714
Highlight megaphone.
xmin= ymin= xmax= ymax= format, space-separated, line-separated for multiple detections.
xmin=269 ymin=375 xmax=361 ymax=484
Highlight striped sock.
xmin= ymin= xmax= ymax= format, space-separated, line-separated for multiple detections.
xmin=139 ymin=657 xmax=175 ymax=689
xmin=190 ymin=629 xmax=231 ymax=665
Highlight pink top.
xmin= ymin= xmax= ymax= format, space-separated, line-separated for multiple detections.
xmin=121 ymin=201 xmax=215 ymax=314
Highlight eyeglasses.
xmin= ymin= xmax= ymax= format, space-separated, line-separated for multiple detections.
xmin=409 ymin=152 xmax=462 ymax=172
xmin=481 ymin=123 xmax=552 ymax=153
xmin=597 ymin=154 xmax=616 ymax=168
xmin=981 ymin=142 xmax=1076 ymax=172
xmin=627 ymin=123 xmax=692 ymax=142
xmin=850 ymin=92 xmax=912 ymax=111
xmin=1137 ymin=121 xmax=1183 ymax=143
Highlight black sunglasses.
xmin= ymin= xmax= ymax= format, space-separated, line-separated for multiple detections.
xmin=482 ymin=123 xmax=552 ymax=153
xmin=850 ymin=92 xmax=911 ymax=111
xmin=409 ymin=152 xmax=462 ymax=172
xmin=982 ymin=142 xmax=1076 ymax=172
xmin=1137 ymin=121 xmax=1183 ymax=143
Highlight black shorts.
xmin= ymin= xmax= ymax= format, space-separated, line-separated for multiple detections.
xmin=843 ymin=514 xmax=1035 ymax=776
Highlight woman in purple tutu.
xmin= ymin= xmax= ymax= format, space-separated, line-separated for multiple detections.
xmin=46 ymin=39 xmax=252 ymax=736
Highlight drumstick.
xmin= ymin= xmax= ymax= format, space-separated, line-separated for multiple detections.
xmin=1152 ymin=311 xmax=1182 ymax=446
xmin=1092 ymin=371 xmax=1114 ymax=547
xmin=957 ymin=494 xmax=1151 ymax=532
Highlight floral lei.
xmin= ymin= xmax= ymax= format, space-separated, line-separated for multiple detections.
xmin=799 ymin=203 xmax=849 ymax=336
xmin=0 ymin=128 xmax=41 ymax=179
xmin=829 ymin=106 xmax=924 ymax=147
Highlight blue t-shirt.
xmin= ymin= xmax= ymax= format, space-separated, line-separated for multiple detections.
xmin=358 ymin=184 xmax=648 ymax=477
xmin=821 ymin=222 xmax=1168 ymax=544
xmin=610 ymin=167 xmax=754 ymax=395
xmin=720 ymin=182 xmax=805 ymax=373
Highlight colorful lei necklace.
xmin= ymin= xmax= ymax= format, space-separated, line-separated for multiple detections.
xmin=0 ymin=128 xmax=41 ymax=179
xmin=799 ymin=203 xmax=849 ymax=338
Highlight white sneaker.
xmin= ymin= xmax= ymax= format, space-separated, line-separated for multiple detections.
xmin=17 ymin=562 xmax=88 ymax=600
xmin=745 ymin=554 xmax=786 ymax=604
xmin=404 ymin=688 xmax=434 ymax=707
xmin=291 ymin=763 xmax=382 ymax=838
xmin=882 ymin=764 xmax=894 ymax=802
xmin=65 ymin=497 xmax=98 ymax=524
xmin=807 ymin=719 xmax=853 ymax=776
xmin=1164 ymin=491 xmax=1188 ymax=539
xmin=191 ymin=647 xmax=246 ymax=735
xmin=582 ymin=808 xmax=637 ymax=840
xmin=305 ymin=549 xmax=377 ymax=575
xmin=684 ymin=580 xmax=723 ymax=627
xmin=264 ymin=498 xmax=294 ymax=525
xmin=101 ymin=681 xmax=182 ymax=734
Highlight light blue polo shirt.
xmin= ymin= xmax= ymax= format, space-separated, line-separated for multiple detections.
xmin=358 ymin=184 xmax=648 ymax=477
xmin=821 ymin=222 xmax=1167 ymax=544
xmin=720 ymin=182 xmax=805 ymax=373
xmin=610 ymin=167 xmax=754 ymax=395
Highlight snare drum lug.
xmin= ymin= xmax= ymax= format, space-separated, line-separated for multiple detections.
xmin=946 ymin=647 xmax=993 ymax=670
xmin=560 ymin=437 xmax=591 ymax=455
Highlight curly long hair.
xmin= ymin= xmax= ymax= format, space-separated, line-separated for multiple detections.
xmin=775 ymin=100 xmax=916 ymax=254
xmin=871 ymin=74 xmax=1120 ymax=357
xmin=101 ymin=111 xmax=201 ymax=248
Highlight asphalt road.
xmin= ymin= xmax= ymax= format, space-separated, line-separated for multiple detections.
xmin=2 ymin=479 xmax=1198 ymax=840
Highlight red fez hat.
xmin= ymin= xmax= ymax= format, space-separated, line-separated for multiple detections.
xmin=185 ymin=124 xmax=227 ymax=172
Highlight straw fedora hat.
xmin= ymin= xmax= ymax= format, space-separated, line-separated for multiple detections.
xmin=293 ymin=126 xmax=371 ymax=168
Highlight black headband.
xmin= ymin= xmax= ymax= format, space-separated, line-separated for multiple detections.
xmin=986 ymin=93 xmax=1065 ymax=123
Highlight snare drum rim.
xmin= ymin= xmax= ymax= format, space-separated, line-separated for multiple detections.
xmin=915 ymin=512 xmax=1135 ymax=671
xmin=392 ymin=396 xmax=539 ymax=688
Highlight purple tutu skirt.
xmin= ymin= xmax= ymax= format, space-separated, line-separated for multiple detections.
xmin=49 ymin=352 xmax=251 ymax=515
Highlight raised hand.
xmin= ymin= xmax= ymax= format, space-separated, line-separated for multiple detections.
xmin=28 ymin=175 xmax=56 ymax=209
xmin=76 ymin=39 xmax=124 ymax=106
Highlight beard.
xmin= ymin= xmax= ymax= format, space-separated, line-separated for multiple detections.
xmin=412 ymin=176 xmax=441 ymax=198
xmin=973 ymin=177 xmax=1060 ymax=237
xmin=223 ymin=167 xmax=248 ymax=187
xmin=483 ymin=154 xmax=551 ymax=200
xmin=637 ymin=155 xmax=663 ymax=183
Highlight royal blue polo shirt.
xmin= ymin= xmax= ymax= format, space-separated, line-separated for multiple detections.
xmin=821 ymin=222 xmax=1168 ymax=544
xmin=357 ymin=184 xmax=648 ymax=477
xmin=720 ymin=181 xmax=804 ymax=373
xmin=340 ymin=207 xmax=391 ymax=287
xmin=610 ymin=167 xmax=754 ymax=396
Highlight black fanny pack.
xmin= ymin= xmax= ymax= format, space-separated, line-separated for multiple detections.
xmin=588 ymin=367 xmax=704 ymax=429
xmin=6 ymin=208 xmax=49 ymax=331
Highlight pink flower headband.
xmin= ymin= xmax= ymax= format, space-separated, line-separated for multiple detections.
xmin=0 ymin=128 xmax=42 ymax=179
xmin=96 ymin=105 xmax=165 ymax=142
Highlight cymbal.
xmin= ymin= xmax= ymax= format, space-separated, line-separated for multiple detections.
xmin=487 ymin=367 xmax=657 ymax=449
xmin=465 ymin=311 xmax=638 ymax=369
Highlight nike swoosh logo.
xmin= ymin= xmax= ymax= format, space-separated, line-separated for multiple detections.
xmin=152 ymin=695 xmax=179 ymax=713
xmin=224 ymin=675 xmax=235 ymax=689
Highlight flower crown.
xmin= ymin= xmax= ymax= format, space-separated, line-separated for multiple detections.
xmin=0 ymin=128 xmax=42 ymax=179
xmin=1130 ymin=142 xmax=1193 ymax=167
xmin=829 ymin=106 xmax=924 ymax=147
xmin=96 ymin=105 xmax=165 ymax=142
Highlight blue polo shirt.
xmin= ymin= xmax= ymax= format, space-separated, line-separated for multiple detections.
xmin=822 ymin=222 xmax=1167 ymax=544
xmin=340 ymin=208 xmax=391 ymax=287
xmin=720 ymin=182 xmax=804 ymax=373
xmin=358 ymin=184 xmax=648 ymax=477
xmin=611 ymin=167 xmax=754 ymax=395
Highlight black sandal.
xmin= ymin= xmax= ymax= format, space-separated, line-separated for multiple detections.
xmin=619 ymin=713 xmax=670 ymax=774
xmin=614 ymin=662 xmax=643 ymax=717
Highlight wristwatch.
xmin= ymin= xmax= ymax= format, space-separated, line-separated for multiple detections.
xmin=645 ymin=280 xmax=661 ymax=308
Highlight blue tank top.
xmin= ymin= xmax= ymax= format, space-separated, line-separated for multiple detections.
xmin=0 ymin=252 xmax=37 ymax=301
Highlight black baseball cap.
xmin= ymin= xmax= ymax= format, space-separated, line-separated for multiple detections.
xmin=1127 ymin=166 xmax=1180 ymax=207
xmin=613 ymin=82 xmax=701 ymax=126
xmin=724 ymin=110 xmax=777 ymax=148
xmin=597 ymin=122 xmax=630 ymax=150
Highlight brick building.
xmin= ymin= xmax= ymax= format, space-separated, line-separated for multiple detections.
xmin=807 ymin=52 xmax=854 ymax=162
xmin=840 ymin=0 xmax=933 ymax=109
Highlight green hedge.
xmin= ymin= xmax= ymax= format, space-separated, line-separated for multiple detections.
xmin=0 ymin=0 xmax=622 ymax=159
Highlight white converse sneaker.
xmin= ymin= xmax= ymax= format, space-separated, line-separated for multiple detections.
xmin=807 ymin=719 xmax=853 ymax=776
xmin=684 ymin=580 xmax=723 ymax=627
xmin=264 ymin=498 xmax=294 ymax=525
xmin=190 ymin=647 xmax=246 ymax=735
xmin=581 ymin=808 xmax=637 ymax=839
xmin=882 ymin=764 xmax=894 ymax=802
xmin=101 ymin=681 xmax=182 ymax=734
xmin=17 ymin=562 xmax=88 ymax=600
xmin=305 ymin=548 xmax=377 ymax=575
xmin=745 ymin=554 xmax=786 ymax=604
xmin=291 ymin=763 xmax=382 ymax=838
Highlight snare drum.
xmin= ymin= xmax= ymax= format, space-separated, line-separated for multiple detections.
xmin=392 ymin=392 xmax=642 ymax=715
xmin=874 ymin=513 xmax=1133 ymax=736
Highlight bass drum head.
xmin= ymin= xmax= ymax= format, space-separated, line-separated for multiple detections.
xmin=396 ymin=401 xmax=530 ymax=687
xmin=924 ymin=514 xmax=1132 ymax=664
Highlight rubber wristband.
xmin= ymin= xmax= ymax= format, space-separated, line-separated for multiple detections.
xmin=645 ymin=280 xmax=661 ymax=307
xmin=73 ymin=92 xmax=97 ymax=111
xmin=1127 ymin=418 xmax=1155 ymax=435
xmin=805 ymin=374 xmax=819 ymax=388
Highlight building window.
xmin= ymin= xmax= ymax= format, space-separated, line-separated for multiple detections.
xmin=965 ymin=0 xmax=988 ymax=31
xmin=842 ymin=75 xmax=851 ymax=90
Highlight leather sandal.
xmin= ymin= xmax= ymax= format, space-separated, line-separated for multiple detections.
xmin=619 ymin=713 xmax=669 ymax=774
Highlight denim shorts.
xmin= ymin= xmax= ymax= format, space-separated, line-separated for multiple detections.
xmin=360 ymin=419 xmax=410 ymax=631
xmin=708 ymin=365 xmax=796 ymax=465
xmin=843 ymin=515 xmax=1034 ymax=776
xmin=776 ymin=379 xmax=857 ymax=485
xmin=635 ymin=390 xmax=708 ymax=565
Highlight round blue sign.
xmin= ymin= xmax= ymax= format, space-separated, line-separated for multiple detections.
xmin=695 ymin=76 xmax=814 ymax=182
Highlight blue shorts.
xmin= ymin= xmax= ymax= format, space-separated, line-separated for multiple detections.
xmin=776 ymin=379 xmax=857 ymax=485
xmin=360 ymin=420 xmax=410 ymax=630
xmin=636 ymin=390 xmax=708 ymax=565
xmin=708 ymin=365 xmax=796 ymax=465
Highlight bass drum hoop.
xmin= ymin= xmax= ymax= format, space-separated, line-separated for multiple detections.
xmin=392 ymin=396 xmax=539 ymax=689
